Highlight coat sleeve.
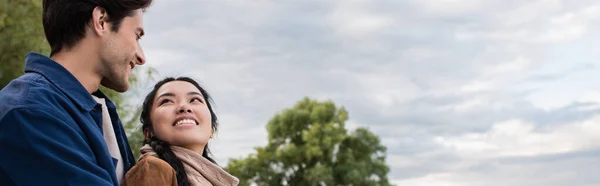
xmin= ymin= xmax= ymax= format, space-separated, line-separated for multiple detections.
xmin=0 ymin=108 xmax=114 ymax=185
xmin=122 ymin=156 xmax=178 ymax=186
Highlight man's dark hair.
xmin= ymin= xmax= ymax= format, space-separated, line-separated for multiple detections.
xmin=42 ymin=0 xmax=153 ymax=56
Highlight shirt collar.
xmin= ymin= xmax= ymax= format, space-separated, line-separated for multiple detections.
xmin=92 ymin=90 xmax=117 ymax=109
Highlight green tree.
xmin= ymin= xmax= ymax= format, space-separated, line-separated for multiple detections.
xmin=0 ymin=0 xmax=50 ymax=89
xmin=226 ymin=98 xmax=393 ymax=186
xmin=0 ymin=0 xmax=152 ymax=159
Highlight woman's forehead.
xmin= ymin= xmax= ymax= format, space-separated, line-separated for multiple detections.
xmin=155 ymin=81 xmax=203 ymax=98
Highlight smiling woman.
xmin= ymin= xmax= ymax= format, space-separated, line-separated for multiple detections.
xmin=122 ymin=77 xmax=239 ymax=186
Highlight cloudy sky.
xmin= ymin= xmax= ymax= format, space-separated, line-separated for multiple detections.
xmin=136 ymin=0 xmax=600 ymax=185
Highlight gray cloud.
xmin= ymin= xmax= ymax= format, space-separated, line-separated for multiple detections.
xmin=139 ymin=0 xmax=600 ymax=185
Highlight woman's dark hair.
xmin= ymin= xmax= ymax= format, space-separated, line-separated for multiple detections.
xmin=42 ymin=0 xmax=153 ymax=56
xmin=141 ymin=77 xmax=218 ymax=186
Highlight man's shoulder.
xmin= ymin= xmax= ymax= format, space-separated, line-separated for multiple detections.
xmin=0 ymin=73 xmax=71 ymax=118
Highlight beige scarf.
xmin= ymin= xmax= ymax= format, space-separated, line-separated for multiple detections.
xmin=140 ymin=144 xmax=239 ymax=186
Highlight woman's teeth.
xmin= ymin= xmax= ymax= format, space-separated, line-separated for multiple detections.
xmin=175 ymin=119 xmax=196 ymax=126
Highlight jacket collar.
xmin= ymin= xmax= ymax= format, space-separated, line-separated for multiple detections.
xmin=24 ymin=52 xmax=99 ymax=111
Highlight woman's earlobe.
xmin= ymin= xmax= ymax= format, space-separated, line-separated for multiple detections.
xmin=143 ymin=128 xmax=153 ymax=141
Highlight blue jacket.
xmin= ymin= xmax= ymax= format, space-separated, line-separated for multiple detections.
xmin=0 ymin=53 xmax=136 ymax=185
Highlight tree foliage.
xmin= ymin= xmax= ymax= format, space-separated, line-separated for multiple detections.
xmin=226 ymin=98 xmax=393 ymax=186
xmin=0 ymin=0 xmax=49 ymax=89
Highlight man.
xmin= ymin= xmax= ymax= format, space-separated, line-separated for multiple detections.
xmin=0 ymin=0 xmax=153 ymax=185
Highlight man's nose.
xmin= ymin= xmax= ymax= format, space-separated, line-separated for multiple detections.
xmin=135 ymin=43 xmax=146 ymax=65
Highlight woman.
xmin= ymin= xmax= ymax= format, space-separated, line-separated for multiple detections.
xmin=123 ymin=77 xmax=239 ymax=186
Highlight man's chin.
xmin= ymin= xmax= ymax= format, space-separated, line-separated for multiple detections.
xmin=100 ymin=80 xmax=130 ymax=93
xmin=112 ymin=86 xmax=129 ymax=93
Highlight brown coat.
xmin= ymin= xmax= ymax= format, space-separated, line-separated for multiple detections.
xmin=122 ymin=145 xmax=239 ymax=186
xmin=122 ymin=155 xmax=178 ymax=186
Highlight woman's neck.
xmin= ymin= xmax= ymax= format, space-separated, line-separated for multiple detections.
xmin=181 ymin=144 xmax=207 ymax=156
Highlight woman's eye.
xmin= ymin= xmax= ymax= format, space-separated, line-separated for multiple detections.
xmin=159 ymin=99 xmax=172 ymax=105
xmin=191 ymin=98 xmax=203 ymax=103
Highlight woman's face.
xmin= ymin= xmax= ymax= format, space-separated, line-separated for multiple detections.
xmin=149 ymin=81 xmax=213 ymax=151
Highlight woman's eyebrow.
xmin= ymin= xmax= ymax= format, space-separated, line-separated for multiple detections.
xmin=157 ymin=92 xmax=175 ymax=99
xmin=188 ymin=92 xmax=203 ymax=97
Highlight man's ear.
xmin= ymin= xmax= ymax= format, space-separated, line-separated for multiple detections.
xmin=90 ymin=6 xmax=109 ymax=36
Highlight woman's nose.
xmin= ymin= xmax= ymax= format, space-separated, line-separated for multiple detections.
xmin=178 ymin=104 xmax=193 ymax=113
